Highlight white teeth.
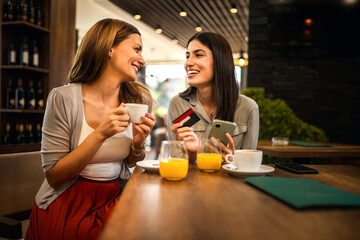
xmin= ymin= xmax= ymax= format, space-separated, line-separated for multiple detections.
xmin=187 ymin=70 xmax=199 ymax=74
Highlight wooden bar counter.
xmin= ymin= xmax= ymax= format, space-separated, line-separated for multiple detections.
xmin=100 ymin=164 xmax=360 ymax=240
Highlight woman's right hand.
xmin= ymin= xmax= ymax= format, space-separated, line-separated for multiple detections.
xmin=95 ymin=103 xmax=130 ymax=139
xmin=171 ymin=122 xmax=199 ymax=152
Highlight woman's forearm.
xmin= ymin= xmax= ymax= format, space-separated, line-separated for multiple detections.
xmin=45 ymin=130 xmax=106 ymax=189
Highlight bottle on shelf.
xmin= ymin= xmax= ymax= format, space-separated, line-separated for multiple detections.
xmin=26 ymin=79 xmax=36 ymax=109
xmin=36 ymin=1 xmax=42 ymax=26
xmin=16 ymin=123 xmax=26 ymax=144
xmin=25 ymin=124 xmax=34 ymax=143
xmin=19 ymin=0 xmax=28 ymax=21
xmin=3 ymin=0 xmax=15 ymax=21
xmin=28 ymin=0 xmax=35 ymax=23
xmin=3 ymin=123 xmax=12 ymax=145
xmin=36 ymin=80 xmax=44 ymax=109
xmin=15 ymin=78 xmax=25 ymax=109
xmin=31 ymin=38 xmax=39 ymax=67
xmin=20 ymin=36 xmax=29 ymax=66
xmin=8 ymin=39 xmax=17 ymax=65
xmin=35 ymin=123 xmax=42 ymax=143
xmin=6 ymin=78 xmax=16 ymax=109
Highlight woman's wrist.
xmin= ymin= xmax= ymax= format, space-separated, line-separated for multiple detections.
xmin=130 ymin=142 xmax=145 ymax=156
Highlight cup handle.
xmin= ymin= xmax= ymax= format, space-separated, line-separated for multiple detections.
xmin=225 ymin=154 xmax=234 ymax=164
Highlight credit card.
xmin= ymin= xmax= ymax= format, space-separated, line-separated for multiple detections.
xmin=172 ymin=108 xmax=200 ymax=127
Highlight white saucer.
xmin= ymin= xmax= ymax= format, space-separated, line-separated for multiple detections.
xmin=222 ymin=164 xmax=275 ymax=177
xmin=136 ymin=160 xmax=159 ymax=173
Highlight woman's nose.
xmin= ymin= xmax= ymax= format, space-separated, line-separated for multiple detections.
xmin=139 ymin=54 xmax=145 ymax=66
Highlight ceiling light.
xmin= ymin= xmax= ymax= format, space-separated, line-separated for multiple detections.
xmin=195 ymin=25 xmax=202 ymax=32
xmin=245 ymin=36 xmax=249 ymax=42
xmin=134 ymin=14 xmax=141 ymax=20
xmin=230 ymin=4 xmax=238 ymax=14
xmin=172 ymin=38 xmax=178 ymax=44
xmin=234 ymin=50 xmax=248 ymax=67
xmin=155 ymin=26 xmax=162 ymax=34
xmin=179 ymin=10 xmax=187 ymax=17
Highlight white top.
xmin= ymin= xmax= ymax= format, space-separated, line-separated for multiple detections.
xmin=78 ymin=112 xmax=132 ymax=181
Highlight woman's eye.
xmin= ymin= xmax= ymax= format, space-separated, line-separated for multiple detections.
xmin=135 ymin=48 xmax=140 ymax=53
xmin=196 ymin=54 xmax=203 ymax=57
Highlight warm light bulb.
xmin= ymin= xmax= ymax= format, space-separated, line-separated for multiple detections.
xmin=239 ymin=58 xmax=245 ymax=66
xmin=230 ymin=8 xmax=238 ymax=14
xmin=172 ymin=39 xmax=178 ymax=44
xmin=155 ymin=28 xmax=162 ymax=34
xmin=180 ymin=11 xmax=187 ymax=17
xmin=195 ymin=26 xmax=202 ymax=32
xmin=305 ymin=18 xmax=313 ymax=26
xmin=134 ymin=14 xmax=141 ymax=20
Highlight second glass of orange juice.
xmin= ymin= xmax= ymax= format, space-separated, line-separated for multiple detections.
xmin=197 ymin=138 xmax=222 ymax=172
xmin=159 ymin=141 xmax=188 ymax=181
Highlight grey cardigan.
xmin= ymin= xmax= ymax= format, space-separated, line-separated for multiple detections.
xmin=35 ymin=83 xmax=131 ymax=209
xmin=166 ymin=92 xmax=259 ymax=149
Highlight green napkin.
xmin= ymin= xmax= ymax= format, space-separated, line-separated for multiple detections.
xmin=290 ymin=141 xmax=331 ymax=147
xmin=245 ymin=176 xmax=360 ymax=209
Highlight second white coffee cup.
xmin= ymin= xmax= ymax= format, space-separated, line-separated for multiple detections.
xmin=225 ymin=150 xmax=263 ymax=171
xmin=125 ymin=103 xmax=148 ymax=124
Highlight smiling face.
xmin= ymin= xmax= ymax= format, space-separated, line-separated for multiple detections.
xmin=109 ymin=33 xmax=145 ymax=82
xmin=184 ymin=39 xmax=214 ymax=89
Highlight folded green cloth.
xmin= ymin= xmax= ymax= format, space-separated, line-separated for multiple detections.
xmin=245 ymin=176 xmax=360 ymax=209
xmin=290 ymin=141 xmax=331 ymax=147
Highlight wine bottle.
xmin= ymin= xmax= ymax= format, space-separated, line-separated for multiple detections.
xmin=3 ymin=0 xmax=15 ymax=21
xmin=19 ymin=0 xmax=28 ymax=21
xmin=20 ymin=36 xmax=29 ymax=66
xmin=35 ymin=123 xmax=42 ymax=143
xmin=36 ymin=80 xmax=44 ymax=109
xmin=26 ymin=79 xmax=36 ymax=109
xmin=3 ymin=123 xmax=12 ymax=145
xmin=15 ymin=78 xmax=25 ymax=109
xmin=28 ymin=0 xmax=35 ymax=23
xmin=16 ymin=124 xmax=26 ymax=144
xmin=6 ymin=78 xmax=16 ymax=109
xmin=8 ymin=40 xmax=17 ymax=65
xmin=36 ymin=1 xmax=42 ymax=26
xmin=25 ymin=124 xmax=34 ymax=143
xmin=31 ymin=39 xmax=39 ymax=67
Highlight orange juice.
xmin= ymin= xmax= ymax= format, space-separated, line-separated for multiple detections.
xmin=159 ymin=158 xmax=188 ymax=180
xmin=197 ymin=153 xmax=222 ymax=172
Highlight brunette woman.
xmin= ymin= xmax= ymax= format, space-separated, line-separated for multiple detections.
xmin=167 ymin=32 xmax=259 ymax=161
xmin=25 ymin=18 xmax=155 ymax=239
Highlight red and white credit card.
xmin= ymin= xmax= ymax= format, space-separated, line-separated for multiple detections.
xmin=172 ymin=108 xmax=200 ymax=127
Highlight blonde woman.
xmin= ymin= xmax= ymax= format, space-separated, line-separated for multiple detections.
xmin=25 ymin=19 xmax=155 ymax=239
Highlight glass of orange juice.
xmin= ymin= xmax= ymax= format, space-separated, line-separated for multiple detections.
xmin=197 ymin=138 xmax=222 ymax=172
xmin=159 ymin=141 xmax=188 ymax=181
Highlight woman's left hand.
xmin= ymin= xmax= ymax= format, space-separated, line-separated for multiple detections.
xmin=132 ymin=113 xmax=156 ymax=148
xmin=219 ymin=133 xmax=235 ymax=163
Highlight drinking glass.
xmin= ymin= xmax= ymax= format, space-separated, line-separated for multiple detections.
xmin=197 ymin=138 xmax=222 ymax=172
xmin=159 ymin=140 xmax=188 ymax=181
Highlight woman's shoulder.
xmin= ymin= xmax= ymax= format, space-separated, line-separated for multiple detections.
xmin=48 ymin=83 xmax=81 ymax=100
xmin=237 ymin=94 xmax=258 ymax=111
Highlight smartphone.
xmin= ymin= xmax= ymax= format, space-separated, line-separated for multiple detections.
xmin=208 ymin=119 xmax=236 ymax=145
xmin=275 ymin=162 xmax=319 ymax=174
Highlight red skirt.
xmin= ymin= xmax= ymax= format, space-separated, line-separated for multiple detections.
xmin=25 ymin=177 xmax=121 ymax=240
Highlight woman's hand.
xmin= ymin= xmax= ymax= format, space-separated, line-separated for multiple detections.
xmin=220 ymin=133 xmax=235 ymax=162
xmin=132 ymin=112 xmax=156 ymax=148
xmin=171 ymin=123 xmax=199 ymax=152
xmin=95 ymin=103 xmax=129 ymax=140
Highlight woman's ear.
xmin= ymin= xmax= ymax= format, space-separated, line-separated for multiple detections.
xmin=109 ymin=49 xmax=113 ymax=58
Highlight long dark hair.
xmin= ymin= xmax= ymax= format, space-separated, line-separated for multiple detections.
xmin=180 ymin=32 xmax=239 ymax=121
xmin=68 ymin=18 xmax=151 ymax=105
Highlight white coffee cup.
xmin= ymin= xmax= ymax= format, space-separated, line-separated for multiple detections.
xmin=124 ymin=103 xmax=148 ymax=124
xmin=225 ymin=150 xmax=263 ymax=171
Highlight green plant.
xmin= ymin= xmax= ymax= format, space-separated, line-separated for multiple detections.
xmin=242 ymin=87 xmax=328 ymax=142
